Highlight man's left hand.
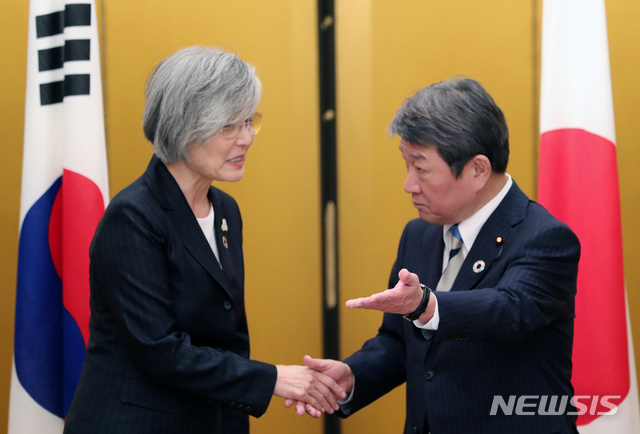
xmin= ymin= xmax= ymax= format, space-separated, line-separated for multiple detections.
xmin=345 ymin=268 xmax=429 ymax=316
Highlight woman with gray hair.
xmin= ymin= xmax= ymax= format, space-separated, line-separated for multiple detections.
xmin=64 ymin=47 xmax=344 ymax=434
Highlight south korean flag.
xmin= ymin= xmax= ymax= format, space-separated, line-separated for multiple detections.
xmin=9 ymin=1 xmax=109 ymax=433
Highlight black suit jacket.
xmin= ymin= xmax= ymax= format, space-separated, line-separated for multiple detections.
xmin=64 ymin=155 xmax=277 ymax=434
xmin=340 ymin=182 xmax=580 ymax=434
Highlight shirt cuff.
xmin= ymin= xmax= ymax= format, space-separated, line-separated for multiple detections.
xmin=337 ymin=377 xmax=355 ymax=405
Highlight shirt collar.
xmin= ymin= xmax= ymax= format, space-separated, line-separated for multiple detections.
xmin=442 ymin=174 xmax=512 ymax=255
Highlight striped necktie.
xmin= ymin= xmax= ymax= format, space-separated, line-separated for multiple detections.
xmin=421 ymin=225 xmax=464 ymax=340
xmin=436 ymin=224 xmax=464 ymax=292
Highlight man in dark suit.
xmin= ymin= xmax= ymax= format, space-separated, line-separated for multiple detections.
xmin=299 ymin=77 xmax=580 ymax=433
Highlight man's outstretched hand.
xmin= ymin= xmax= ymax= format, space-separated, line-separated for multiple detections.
xmin=345 ymin=269 xmax=430 ymax=317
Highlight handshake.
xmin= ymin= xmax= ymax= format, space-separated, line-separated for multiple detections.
xmin=274 ymin=356 xmax=353 ymax=418
xmin=273 ymin=270 xmax=426 ymax=418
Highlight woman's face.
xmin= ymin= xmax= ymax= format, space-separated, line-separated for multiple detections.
xmin=185 ymin=124 xmax=254 ymax=183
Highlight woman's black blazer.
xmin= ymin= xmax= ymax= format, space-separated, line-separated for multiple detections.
xmin=64 ymin=155 xmax=277 ymax=434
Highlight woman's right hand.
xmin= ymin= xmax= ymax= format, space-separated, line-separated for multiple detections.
xmin=284 ymin=355 xmax=354 ymax=418
xmin=273 ymin=363 xmax=347 ymax=417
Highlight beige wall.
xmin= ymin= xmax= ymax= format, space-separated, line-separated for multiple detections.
xmin=1 ymin=1 xmax=639 ymax=433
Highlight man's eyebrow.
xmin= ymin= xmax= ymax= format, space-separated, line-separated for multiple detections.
xmin=399 ymin=146 xmax=427 ymax=160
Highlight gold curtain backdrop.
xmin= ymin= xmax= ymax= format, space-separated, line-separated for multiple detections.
xmin=1 ymin=1 xmax=639 ymax=433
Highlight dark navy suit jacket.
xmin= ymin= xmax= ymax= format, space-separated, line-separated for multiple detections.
xmin=64 ymin=155 xmax=277 ymax=434
xmin=340 ymin=182 xmax=580 ymax=434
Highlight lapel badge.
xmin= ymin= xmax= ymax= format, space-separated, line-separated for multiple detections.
xmin=495 ymin=236 xmax=504 ymax=245
xmin=473 ymin=260 xmax=485 ymax=273
xmin=221 ymin=219 xmax=229 ymax=232
xmin=222 ymin=236 xmax=228 ymax=249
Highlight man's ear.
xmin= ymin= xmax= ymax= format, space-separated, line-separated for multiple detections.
xmin=471 ymin=154 xmax=492 ymax=187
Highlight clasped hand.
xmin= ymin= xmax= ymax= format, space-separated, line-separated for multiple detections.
xmin=282 ymin=355 xmax=354 ymax=418
xmin=274 ymin=358 xmax=348 ymax=418
xmin=281 ymin=269 xmax=425 ymax=418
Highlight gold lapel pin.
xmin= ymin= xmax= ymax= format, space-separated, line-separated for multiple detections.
xmin=221 ymin=219 xmax=228 ymax=232
xmin=495 ymin=236 xmax=504 ymax=245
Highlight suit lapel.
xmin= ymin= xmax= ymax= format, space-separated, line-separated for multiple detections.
xmin=452 ymin=215 xmax=513 ymax=292
xmin=451 ymin=181 xmax=529 ymax=292
xmin=143 ymin=155 xmax=233 ymax=298
xmin=422 ymin=224 xmax=445 ymax=290
xmin=209 ymin=189 xmax=236 ymax=287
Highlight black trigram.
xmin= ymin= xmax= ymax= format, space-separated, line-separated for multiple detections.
xmin=36 ymin=4 xmax=92 ymax=106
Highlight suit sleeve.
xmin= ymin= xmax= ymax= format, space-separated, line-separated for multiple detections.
xmin=90 ymin=196 xmax=276 ymax=417
xmin=435 ymin=218 xmax=580 ymax=342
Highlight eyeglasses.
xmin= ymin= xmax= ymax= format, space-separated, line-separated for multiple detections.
xmin=219 ymin=112 xmax=263 ymax=140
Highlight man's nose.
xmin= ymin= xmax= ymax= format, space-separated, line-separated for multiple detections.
xmin=404 ymin=172 xmax=420 ymax=194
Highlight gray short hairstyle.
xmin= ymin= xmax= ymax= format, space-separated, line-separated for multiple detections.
xmin=388 ymin=77 xmax=509 ymax=177
xmin=143 ymin=46 xmax=262 ymax=163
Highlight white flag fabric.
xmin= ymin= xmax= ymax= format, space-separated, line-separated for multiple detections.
xmin=538 ymin=0 xmax=640 ymax=431
xmin=9 ymin=0 xmax=108 ymax=432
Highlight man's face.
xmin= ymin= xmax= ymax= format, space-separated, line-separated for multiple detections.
xmin=400 ymin=139 xmax=478 ymax=225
